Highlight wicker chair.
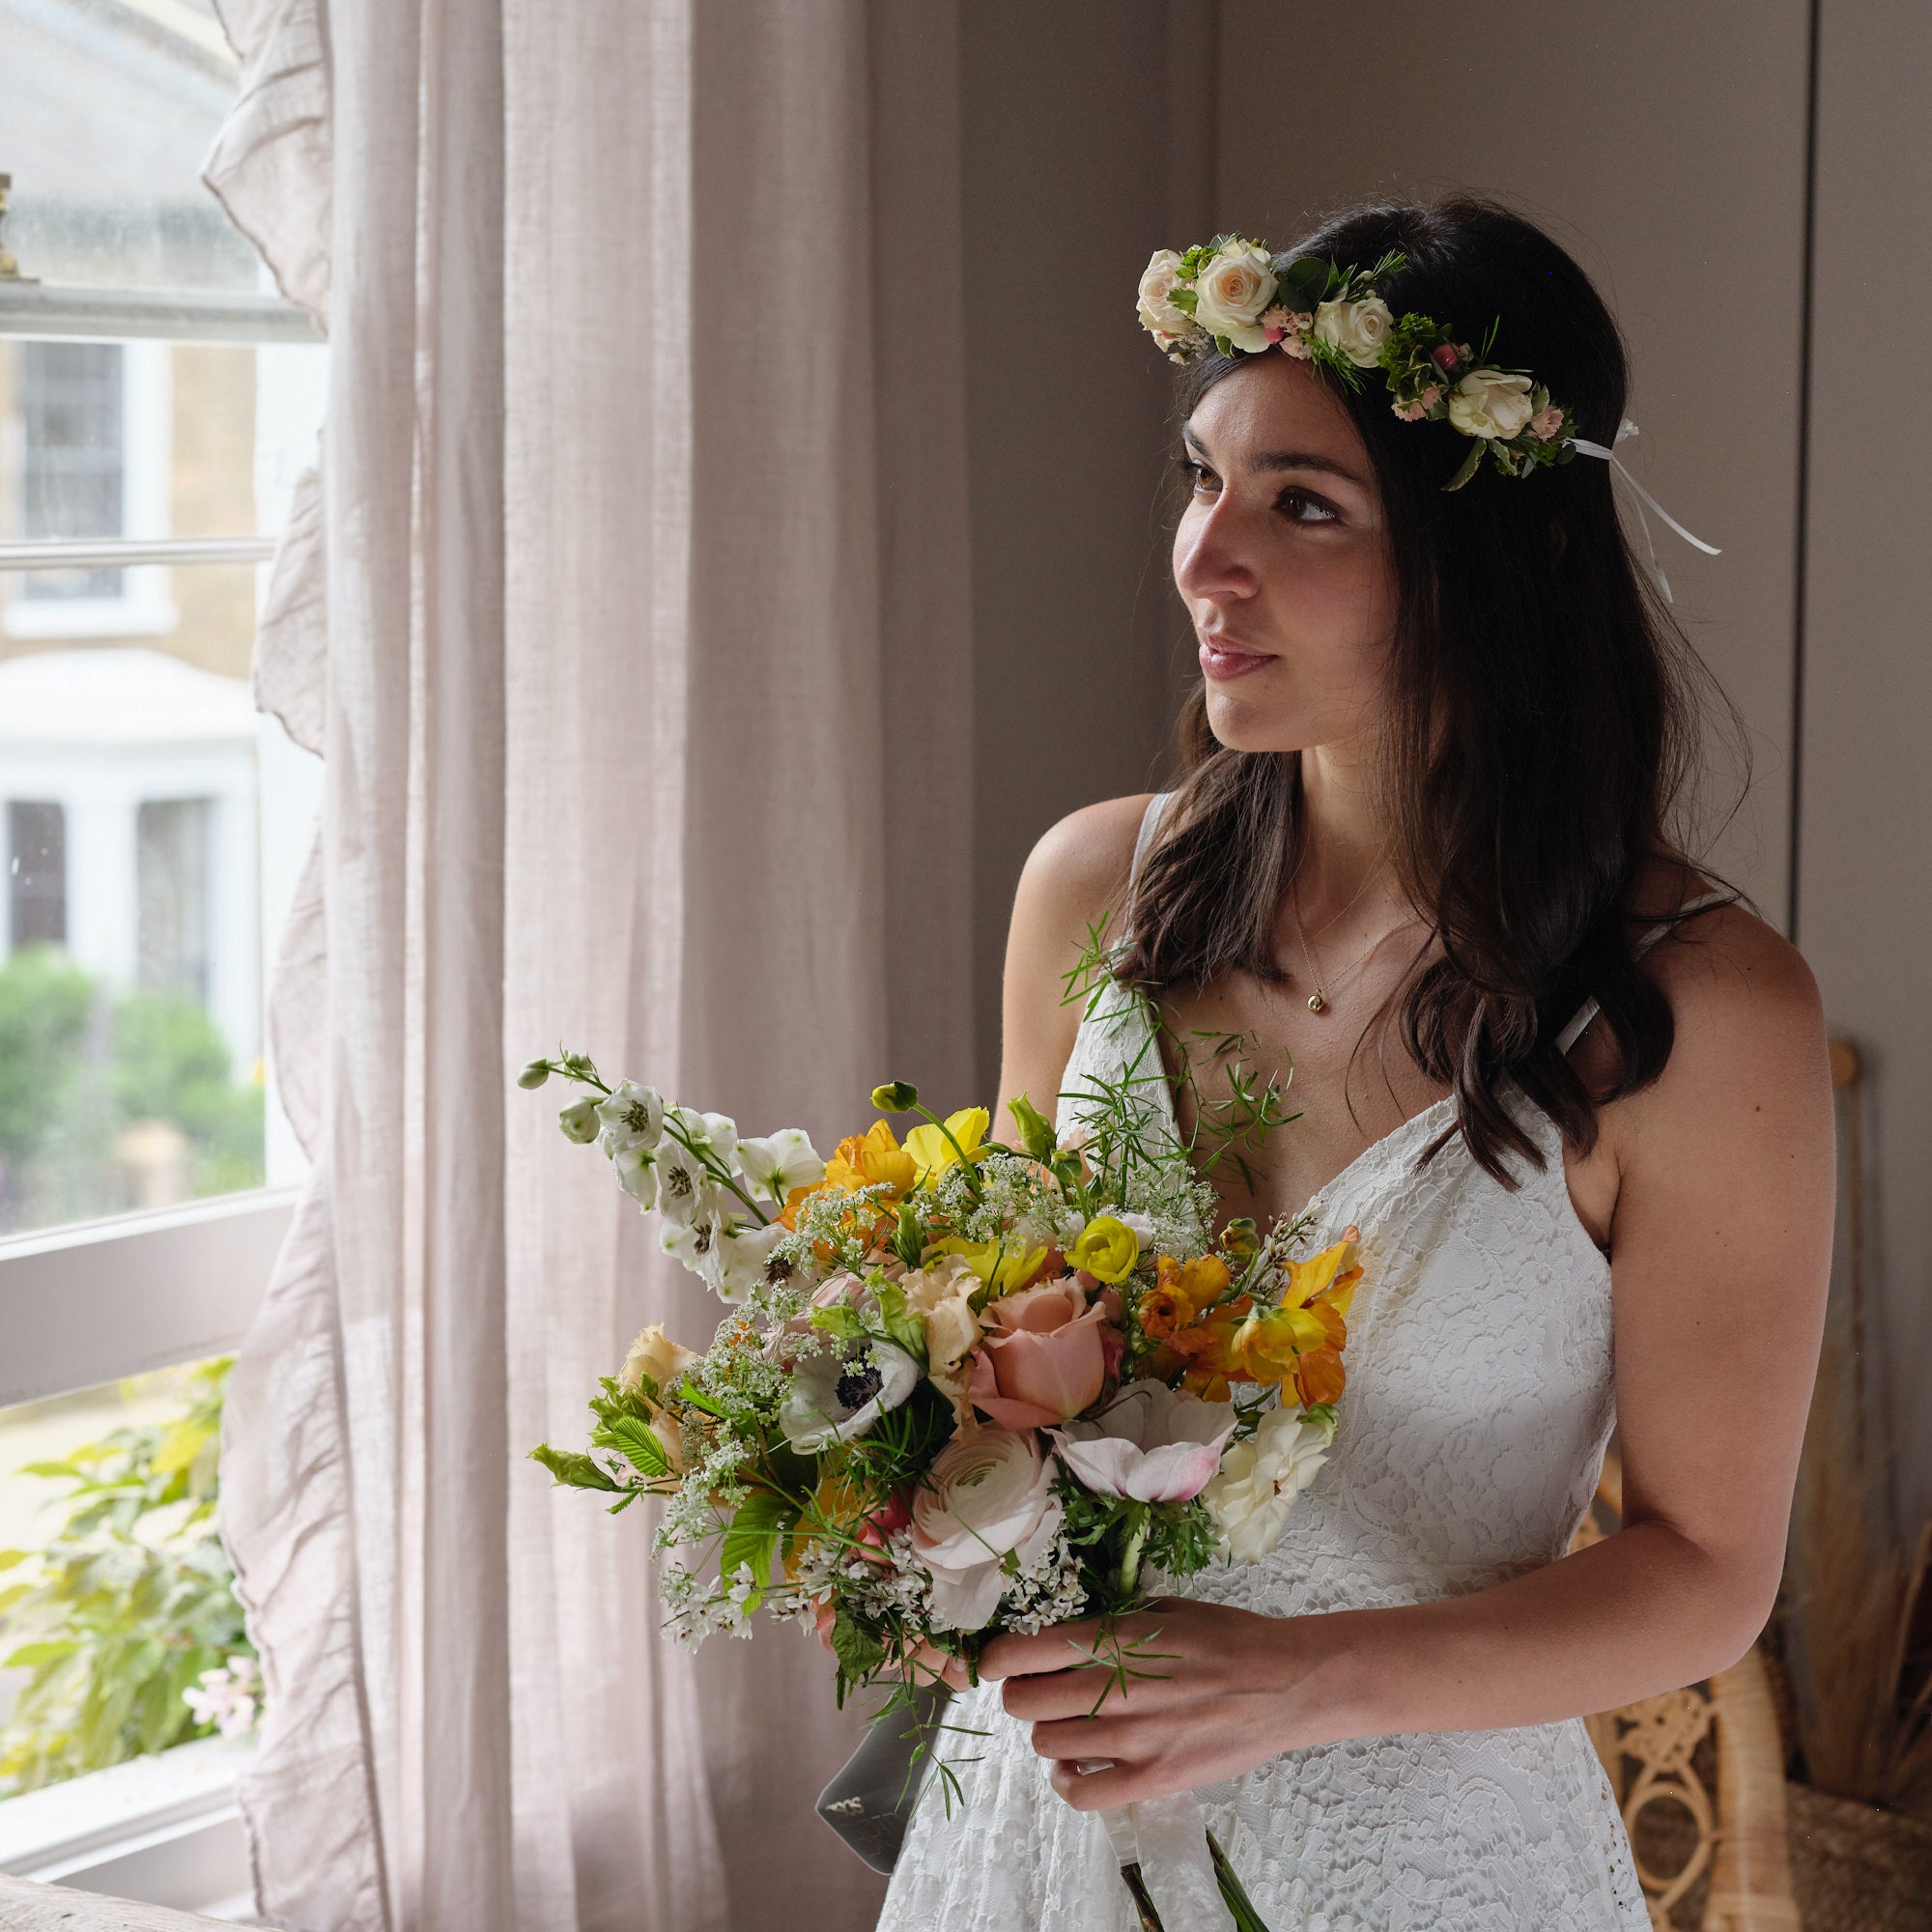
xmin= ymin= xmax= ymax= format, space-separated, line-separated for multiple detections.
xmin=1570 ymin=1449 xmax=1803 ymax=1930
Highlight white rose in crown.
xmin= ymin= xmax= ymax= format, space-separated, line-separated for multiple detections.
xmin=1136 ymin=249 xmax=1200 ymax=343
xmin=1201 ymin=1402 xmax=1337 ymax=1562
xmin=1446 ymin=368 xmax=1536 ymax=440
xmin=1313 ymin=293 xmax=1394 ymax=368
xmin=1191 ymin=241 xmax=1279 ymax=354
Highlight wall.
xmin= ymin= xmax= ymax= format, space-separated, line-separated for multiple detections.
xmin=1798 ymin=2 xmax=1932 ymax=1531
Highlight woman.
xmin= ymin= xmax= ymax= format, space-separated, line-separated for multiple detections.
xmin=875 ymin=196 xmax=1833 ymax=1929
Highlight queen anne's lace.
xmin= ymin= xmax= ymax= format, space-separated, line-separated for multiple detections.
xmin=876 ymin=810 xmax=1649 ymax=1932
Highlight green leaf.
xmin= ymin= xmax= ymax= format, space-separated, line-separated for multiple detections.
xmin=1278 ymin=256 xmax=1332 ymax=312
xmin=871 ymin=1284 xmax=927 ymax=1365
xmin=599 ymin=1415 xmax=670 ymax=1479
xmin=527 ymin=1443 xmax=619 ymax=1492
xmin=829 ymin=1607 xmax=885 ymax=1686
xmin=4 ymin=1640 xmax=79 ymax=1670
xmin=809 ymin=1304 xmax=866 ymax=1342
xmin=1441 ymin=439 xmax=1485 ymax=493
xmin=719 ymin=1491 xmax=799 ymax=1615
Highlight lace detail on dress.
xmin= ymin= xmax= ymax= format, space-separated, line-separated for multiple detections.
xmin=877 ymin=796 xmax=1651 ymax=1931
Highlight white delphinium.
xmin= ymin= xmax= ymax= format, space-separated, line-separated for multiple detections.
xmin=706 ymin=1219 xmax=786 ymax=1303
xmin=737 ymin=1128 xmax=825 ymax=1211
xmin=596 ymin=1079 xmax=666 ymax=1157
xmin=611 ymin=1143 xmax=657 ymax=1210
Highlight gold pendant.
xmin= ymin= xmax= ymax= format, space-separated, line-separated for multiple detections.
xmin=1308 ymin=992 xmax=1325 ymax=1013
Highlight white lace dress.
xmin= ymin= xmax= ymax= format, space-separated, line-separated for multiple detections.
xmin=874 ymin=797 xmax=1658 ymax=1932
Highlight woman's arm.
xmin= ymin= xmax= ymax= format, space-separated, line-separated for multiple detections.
xmin=993 ymin=792 xmax=1153 ymax=1145
xmin=986 ymin=904 xmax=1836 ymax=1810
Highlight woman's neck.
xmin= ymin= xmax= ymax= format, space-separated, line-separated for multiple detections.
xmin=1292 ymin=739 xmax=1394 ymax=921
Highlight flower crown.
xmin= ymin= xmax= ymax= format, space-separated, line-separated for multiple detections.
xmin=1138 ymin=236 xmax=1578 ymax=492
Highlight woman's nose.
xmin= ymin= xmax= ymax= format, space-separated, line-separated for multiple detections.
xmin=1174 ymin=496 xmax=1261 ymax=604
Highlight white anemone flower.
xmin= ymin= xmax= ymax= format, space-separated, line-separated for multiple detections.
xmin=737 ymin=1129 xmax=825 ymax=1209
xmin=596 ymin=1080 xmax=666 ymax=1157
xmin=780 ymin=1339 xmax=920 ymax=1451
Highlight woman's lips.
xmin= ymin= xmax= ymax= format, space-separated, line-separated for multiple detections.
xmin=1197 ymin=634 xmax=1275 ymax=680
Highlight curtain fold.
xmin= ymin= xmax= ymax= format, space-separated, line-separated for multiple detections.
xmin=205 ymin=2 xmax=974 ymax=1927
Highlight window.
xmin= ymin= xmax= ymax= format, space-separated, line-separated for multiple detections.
xmin=1 ymin=0 xmax=327 ymax=1912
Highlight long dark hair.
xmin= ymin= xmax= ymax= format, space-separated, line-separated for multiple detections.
xmin=1117 ymin=193 xmax=1741 ymax=1182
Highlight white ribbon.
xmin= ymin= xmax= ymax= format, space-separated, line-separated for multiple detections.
xmin=1569 ymin=416 xmax=1720 ymax=606
xmin=1097 ymin=1790 xmax=1233 ymax=1930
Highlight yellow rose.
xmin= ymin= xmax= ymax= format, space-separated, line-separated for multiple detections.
xmin=1067 ymin=1215 xmax=1140 ymax=1285
xmin=905 ymin=1107 xmax=990 ymax=1185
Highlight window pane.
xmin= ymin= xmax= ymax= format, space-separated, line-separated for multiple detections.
xmin=0 ymin=573 xmax=321 ymax=1236
xmin=19 ymin=344 xmax=126 ymax=599
xmin=4 ymin=1 xmax=258 ymax=297
xmin=0 ymin=1357 xmax=255 ymax=1798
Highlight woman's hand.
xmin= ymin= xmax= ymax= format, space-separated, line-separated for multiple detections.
xmin=980 ymin=1597 xmax=1358 ymax=1810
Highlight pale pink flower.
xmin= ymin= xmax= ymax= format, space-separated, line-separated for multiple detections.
xmin=911 ymin=1429 xmax=1062 ymax=1631
xmin=1049 ymin=1380 xmax=1236 ymax=1503
xmin=968 ymin=1276 xmax=1111 ymax=1429
xmin=1529 ymin=404 xmax=1563 ymax=440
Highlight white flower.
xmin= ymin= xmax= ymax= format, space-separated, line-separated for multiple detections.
xmin=611 ymin=1145 xmax=657 ymax=1210
xmin=668 ymin=1106 xmax=739 ymax=1167
xmin=780 ymin=1338 xmax=921 ymax=1451
xmin=707 ymin=1218 xmax=786 ymax=1302
xmin=1192 ymin=241 xmax=1279 ymax=354
xmin=1446 ymin=369 xmax=1535 ymax=440
xmin=1136 ymin=248 xmax=1200 ymax=341
xmin=659 ymin=1205 xmax=730 ymax=1279
xmin=1312 ymin=293 xmax=1394 ymax=369
xmin=653 ymin=1139 xmax=724 ymax=1227
xmin=1049 ymin=1379 xmax=1235 ymax=1503
xmin=184 ymin=1655 xmax=261 ymax=1740
xmin=1117 ymin=1210 xmax=1155 ymax=1249
xmin=596 ymin=1080 xmax=666 ymax=1156
xmin=910 ymin=1428 xmax=1063 ymax=1632
xmin=617 ymin=1321 xmax=696 ymax=1400
xmin=1201 ymin=1403 xmax=1337 ymax=1562
xmin=898 ymin=1257 xmax=981 ymax=1376
xmin=737 ymin=1128 xmax=825 ymax=1208
xmin=558 ymin=1097 xmax=601 ymax=1144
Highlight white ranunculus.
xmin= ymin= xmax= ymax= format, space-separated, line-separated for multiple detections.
xmin=1312 ymin=293 xmax=1394 ymax=369
xmin=1200 ymin=1403 xmax=1337 ymax=1563
xmin=596 ymin=1079 xmax=666 ymax=1156
xmin=1191 ymin=241 xmax=1279 ymax=354
xmin=780 ymin=1338 xmax=921 ymax=1452
xmin=737 ymin=1128 xmax=825 ymax=1208
xmin=1445 ymin=369 xmax=1535 ymax=440
xmin=1050 ymin=1379 xmax=1236 ymax=1504
xmin=1136 ymin=248 xmax=1197 ymax=339
xmin=910 ymin=1428 xmax=1062 ymax=1631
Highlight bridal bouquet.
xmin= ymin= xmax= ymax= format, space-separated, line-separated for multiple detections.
xmin=525 ymin=1006 xmax=1361 ymax=1931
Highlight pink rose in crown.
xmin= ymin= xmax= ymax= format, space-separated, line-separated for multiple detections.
xmin=1048 ymin=1379 xmax=1237 ymax=1504
xmin=967 ymin=1276 xmax=1112 ymax=1429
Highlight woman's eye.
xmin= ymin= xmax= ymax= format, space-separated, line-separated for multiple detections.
xmin=1279 ymin=489 xmax=1339 ymax=526
xmin=1176 ymin=455 xmax=1215 ymax=492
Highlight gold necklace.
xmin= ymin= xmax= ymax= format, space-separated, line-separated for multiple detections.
xmin=1290 ymin=884 xmax=1411 ymax=1014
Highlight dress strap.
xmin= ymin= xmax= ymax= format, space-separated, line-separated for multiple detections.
xmin=1554 ymin=890 xmax=1734 ymax=1057
xmin=1127 ymin=790 xmax=1172 ymax=898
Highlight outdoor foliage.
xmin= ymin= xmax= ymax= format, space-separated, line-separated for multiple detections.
xmin=0 ymin=944 xmax=264 ymax=1233
xmin=0 ymin=1358 xmax=256 ymax=1797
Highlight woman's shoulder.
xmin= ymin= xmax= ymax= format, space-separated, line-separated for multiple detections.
xmin=1012 ymin=790 xmax=1163 ymax=935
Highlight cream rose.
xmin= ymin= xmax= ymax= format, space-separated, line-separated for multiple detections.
xmin=1312 ymin=294 xmax=1394 ymax=369
xmin=618 ymin=1322 xmax=696 ymax=1401
xmin=900 ymin=1257 xmax=982 ymax=1377
xmin=910 ymin=1428 xmax=1061 ymax=1631
xmin=1136 ymin=249 xmax=1198 ymax=341
xmin=1201 ymin=1402 xmax=1336 ymax=1563
xmin=1446 ymin=369 xmax=1535 ymax=440
xmin=1191 ymin=241 xmax=1279 ymax=354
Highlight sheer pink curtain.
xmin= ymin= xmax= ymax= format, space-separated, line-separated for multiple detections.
xmin=203 ymin=3 xmax=973 ymax=1927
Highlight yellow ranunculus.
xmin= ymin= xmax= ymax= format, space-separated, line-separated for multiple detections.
xmin=904 ymin=1107 xmax=990 ymax=1186
xmin=936 ymin=1235 xmax=1049 ymax=1297
xmin=825 ymin=1120 xmax=918 ymax=1196
xmin=1067 ymin=1215 xmax=1140 ymax=1285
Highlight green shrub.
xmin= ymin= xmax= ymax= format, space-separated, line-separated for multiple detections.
xmin=0 ymin=1359 xmax=256 ymax=1796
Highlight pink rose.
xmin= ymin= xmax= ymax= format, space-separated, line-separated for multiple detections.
xmin=1049 ymin=1380 xmax=1236 ymax=1503
xmin=968 ymin=1277 xmax=1111 ymax=1429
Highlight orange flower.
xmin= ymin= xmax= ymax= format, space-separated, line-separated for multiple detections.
xmin=1231 ymin=1229 xmax=1362 ymax=1406
xmin=825 ymin=1120 xmax=918 ymax=1196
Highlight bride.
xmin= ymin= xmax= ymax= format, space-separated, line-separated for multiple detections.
xmin=873 ymin=195 xmax=1833 ymax=1929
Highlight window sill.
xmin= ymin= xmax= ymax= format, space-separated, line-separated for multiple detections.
xmin=0 ymin=1732 xmax=258 ymax=1919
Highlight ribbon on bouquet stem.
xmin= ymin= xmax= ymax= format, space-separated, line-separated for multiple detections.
xmin=1569 ymin=416 xmax=1721 ymax=607
xmin=1092 ymin=1784 xmax=1236 ymax=1931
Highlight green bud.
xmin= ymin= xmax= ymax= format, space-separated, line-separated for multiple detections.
xmin=1220 ymin=1217 xmax=1260 ymax=1266
xmin=517 ymin=1059 xmax=552 ymax=1089
xmin=869 ymin=1080 xmax=919 ymax=1113
xmin=1007 ymin=1091 xmax=1057 ymax=1163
